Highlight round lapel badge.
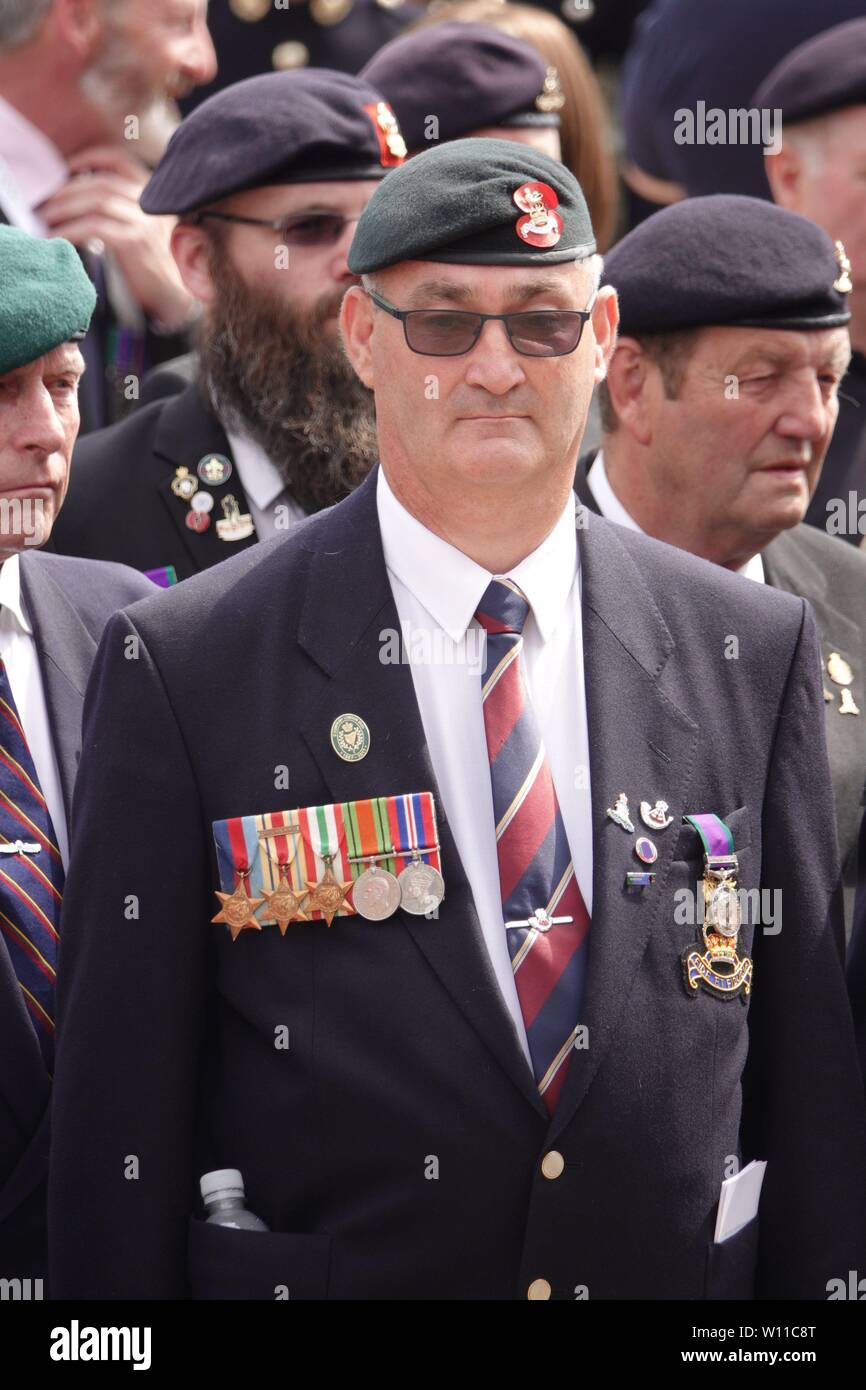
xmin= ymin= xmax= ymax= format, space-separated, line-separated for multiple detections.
xmin=513 ymin=181 xmax=563 ymax=249
xmin=330 ymin=713 xmax=371 ymax=763
xmin=635 ymin=836 xmax=658 ymax=865
xmin=185 ymin=509 xmax=211 ymax=533
xmin=197 ymin=453 xmax=233 ymax=487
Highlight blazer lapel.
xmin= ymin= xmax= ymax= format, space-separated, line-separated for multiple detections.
xmin=18 ymin=553 xmax=98 ymax=825
xmin=547 ymin=514 xmax=700 ymax=1142
xmin=295 ymin=471 xmax=547 ymax=1119
xmin=154 ymin=385 xmax=259 ymax=574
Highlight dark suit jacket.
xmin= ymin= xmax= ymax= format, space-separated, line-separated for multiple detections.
xmin=48 ymin=468 xmax=866 ymax=1300
xmin=49 ymin=384 xmax=259 ymax=581
xmin=0 ymin=552 xmax=153 ymax=1282
xmin=575 ymin=456 xmax=866 ymax=934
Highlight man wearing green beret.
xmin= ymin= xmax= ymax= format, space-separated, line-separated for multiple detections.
xmin=0 ymin=225 xmax=151 ymax=1284
xmin=50 ymin=141 xmax=866 ymax=1300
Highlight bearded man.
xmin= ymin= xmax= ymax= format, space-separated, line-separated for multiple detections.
xmin=48 ymin=70 xmax=400 ymax=582
xmin=0 ymin=0 xmax=217 ymax=431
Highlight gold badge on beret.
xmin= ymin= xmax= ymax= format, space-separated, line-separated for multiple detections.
xmin=834 ymin=241 xmax=853 ymax=295
xmin=513 ymin=181 xmax=563 ymax=249
xmin=536 ymin=66 xmax=565 ymax=114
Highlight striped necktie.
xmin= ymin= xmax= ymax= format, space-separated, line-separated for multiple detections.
xmin=0 ymin=659 xmax=63 ymax=1071
xmin=475 ymin=578 xmax=590 ymax=1115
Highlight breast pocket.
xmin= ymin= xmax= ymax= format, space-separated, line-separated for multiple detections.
xmin=188 ymin=1217 xmax=332 ymax=1300
xmin=704 ymin=1214 xmax=760 ymax=1300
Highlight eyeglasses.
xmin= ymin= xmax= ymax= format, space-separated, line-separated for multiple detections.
xmin=366 ymin=288 xmax=597 ymax=358
xmin=197 ymin=210 xmax=361 ymax=247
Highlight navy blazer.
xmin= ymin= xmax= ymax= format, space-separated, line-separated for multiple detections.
xmin=0 ymin=552 xmax=152 ymax=1280
xmin=49 ymin=470 xmax=866 ymax=1299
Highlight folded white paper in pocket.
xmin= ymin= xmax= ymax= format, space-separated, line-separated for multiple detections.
xmin=714 ymin=1159 xmax=767 ymax=1243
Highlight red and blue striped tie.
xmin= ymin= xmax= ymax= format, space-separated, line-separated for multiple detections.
xmin=475 ymin=579 xmax=590 ymax=1115
xmin=0 ymin=659 xmax=63 ymax=1072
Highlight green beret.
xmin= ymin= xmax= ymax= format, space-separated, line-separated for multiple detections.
xmin=347 ymin=137 xmax=595 ymax=274
xmin=0 ymin=226 xmax=96 ymax=376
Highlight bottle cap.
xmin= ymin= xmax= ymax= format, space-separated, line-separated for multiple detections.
xmin=200 ymin=1168 xmax=245 ymax=1203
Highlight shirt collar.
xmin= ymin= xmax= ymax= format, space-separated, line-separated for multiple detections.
xmin=588 ymin=450 xmax=765 ymax=584
xmin=0 ymin=97 xmax=68 ymax=225
xmin=224 ymin=427 xmax=286 ymax=512
xmin=0 ymin=554 xmax=32 ymax=635
xmin=377 ymin=466 xmax=578 ymax=643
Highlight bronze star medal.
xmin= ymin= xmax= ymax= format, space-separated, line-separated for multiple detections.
xmin=261 ymin=872 xmax=310 ymax=935
xmin=212 ymin=880 xmax=265 ymax=941
xmin=305 ymin=859 xmax=353 ymax=926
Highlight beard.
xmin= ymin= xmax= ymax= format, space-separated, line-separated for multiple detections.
xmin=79 ymin=17 xmax=186 ymax=161
xmin=199 ymin=240 xmax=378 ymax=515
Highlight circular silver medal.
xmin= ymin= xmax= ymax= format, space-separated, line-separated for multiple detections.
xmin=398 ymin=861 xmax=445 ymax=916
xmin=351 ymin=865 xmax=401 ymax=921
xmin=707 ymin=883 xmax=741 ymax=938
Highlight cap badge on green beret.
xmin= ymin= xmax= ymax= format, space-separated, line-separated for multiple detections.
xmin=834 ymin=241 xmax=853 ymax=295
xmin=514 ymin=181 xmax=562 ymax=248
xmin=364 ymin=102 xmax=407 ymax=165
xmin=536 ymin=66 xmax=565 ymax=114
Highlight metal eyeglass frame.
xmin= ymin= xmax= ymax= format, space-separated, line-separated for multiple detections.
xmin=196 ymin=210 xmax=362 ymax=245
xmin=365 ymin=287 xmax=598 ymax=357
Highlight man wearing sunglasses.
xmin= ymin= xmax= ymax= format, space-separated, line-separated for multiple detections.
xmin=50 ymin=140 xmax=866 ymax=1299
xmin=48 ymin=69 xmax=404 ymax=582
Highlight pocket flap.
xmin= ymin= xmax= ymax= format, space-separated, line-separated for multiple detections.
xmin=188 ymin=1217 xmax=331 ymax=1300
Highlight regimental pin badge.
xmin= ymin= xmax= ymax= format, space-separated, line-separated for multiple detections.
xmin=197 ymin=453 xmax=233 ymax=487
xmin=535 ymin=65 xmax=565 ymax=113
xmin=840 ymin=688 xmax=860 ymax=716
xmin=606 ymin=792 xmax=634 ymax=832
xmin=330 ymin=713 xmax=371 ymax=762
xmin=681 ymin=814 xmax=752 ymax=1004
xmin=171 ymin=466 xmax=198 ymax=501
xmin=834 ymin=240 xmax=853 ymax=295
xmin=512 ymin=181 xmax=564 ymax=249
xmin=635 ymin=836 xmax=657 ymax=864
xmin=640 ymin=799 xmax=674 ymax=831
xmin=216 ymin=495 xmax=255 ymax=543
xmin=363 ymin=100 xmax=407 ymax=164
xmin=827 ymin=651 xmax=854 ymax=686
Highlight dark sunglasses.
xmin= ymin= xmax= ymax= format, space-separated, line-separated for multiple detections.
xmin=197 ymin=209 xmax=360 ymax=247
xmin=366 ymin=288 xmax=598 ymax=358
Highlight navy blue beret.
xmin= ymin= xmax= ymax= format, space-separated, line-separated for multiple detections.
xmin=754 ymin=18 xmax=866 ymax=126
xmin=141 ymin=69 xmax=406 ymax=215
xmin=348 ymin=137 xmax=595 ymax=272
xmin=361 ymin=23 xmax=562 ymax=154
xmin=603 ymin=195 xmax=851 ymax=335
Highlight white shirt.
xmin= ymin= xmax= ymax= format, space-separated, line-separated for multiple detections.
xmin=225 ymin=428 xmax=306 ymax=539
xmin=0 ymin=96 xmax=68 ymax=234
xmin=587 ymin=451 xmax=766 ymax=585
xmin=377 ymin=467 xmax=593 ymax=1063
xmin=0 ymin=556 xmax=69 ymax=868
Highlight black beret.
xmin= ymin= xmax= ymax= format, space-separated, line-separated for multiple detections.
xmin=754 ymin=18 xmax=866 ymax=126
xmin=348 ymin=137 xmax=595 ymax=273
xmin=602 ymin=194 xmax=852 ymax=335
xmin=361 ymin=23 xmax=562 ymax=154
xmin=0 ymin=227 xmax=96 ymax=376
xmin=141 ymin=69 xmax=406 ymax=215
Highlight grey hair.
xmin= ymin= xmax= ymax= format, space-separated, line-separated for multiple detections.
xmin=0 ymin=0 xmax=53 ymax=47
xmin=363 ymin=253 xmax=604 ymax=300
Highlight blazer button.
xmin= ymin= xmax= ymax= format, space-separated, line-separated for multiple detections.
xmin=541 ymin=1150 xmax=565 ymax=1179
xmin=527 ymin=1278 xmax=552 ymax=1300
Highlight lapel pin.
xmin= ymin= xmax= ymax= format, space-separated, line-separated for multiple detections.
xmin=171 ymin=465 xmax=198 ymax=501
xmin=640 ymin=799 xmax=674 ymax=831
xmin=839 ymin=688 xmax=860 ymax=716
xmin=330 ymin=713 xmax=371 ymax=762
xmin=625 ymin=871 xmax=656 ymax=889
xmin=606 ymin=792 xmax=634 ymax=832
xmin=197 ymin=453 xmax=233 ymax=486
xmin=826 ymin=651 xmax=854 ymax=686
xmin=216 ymin=495 xmax=255 ymax=543
xmin=635 ymin=836 xmax=657 ymax=864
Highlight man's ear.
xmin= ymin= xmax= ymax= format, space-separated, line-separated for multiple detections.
xmin=53 ymin=0 xmax=103 ymax=62
xmin=170 ymin=223 xmax=217 ymax=305
xmin=605 ymin=338 xmax=656 ymax=447
xmin=591 ymin=285 xmax=619 ymax=384
xmin=340 ymin=285 xmax=376 ymax=389
xmin=764 ymin=144 xmax=804 ymax=211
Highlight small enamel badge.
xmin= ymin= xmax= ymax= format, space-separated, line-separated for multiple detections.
xmin=834 ymin=240 xmax=853 ymax=295
xmin=197 ymin=453 xmax=233 ymax=486
xmin=635 ymin=836 xmax=657 ymax=864
xmin=171 ymin=466 xmax=198 ymax=501
xmin=363 ymin=101 xmax=407 ymax=165
xmin=640 ymin=799 xmax=673 ymax=831
xmin=513 ymin=181 xmax=563 ymax=249
xmin=606 ymin=792 xmax=634 ymax=832
xmin=330 ymin=713 xmax=370 ymax=762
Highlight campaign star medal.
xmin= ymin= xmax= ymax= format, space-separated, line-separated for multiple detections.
xmin=680 ymin=814 xmax=752 ymax=1004
xmin=261 ymin=871 xmax=310 ymax=935
xmin=216 ymin=494 xmax=255 ymax=543
xmin=212 ymin=873 xmax=265 ymax=941
xmin=834 ymin=241 xmax=853 ymax=295
xmin=330 ymin=713 xmax=370 ymax=763
xmin=305 ymin=856 xmax=353 ymax=927
xmin=513 ymin=182 xmax=564 ymax=249
xmin=605 ymin=792 xmax=634 ymax=832
xmin=171 ymin=466 xmax=198 ymax=501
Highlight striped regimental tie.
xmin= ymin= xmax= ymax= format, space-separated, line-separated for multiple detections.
xmin=475 ymin=579 xmax=590 ymax=1115
xmin=0 ymin=659 xmax=63 ymax=1071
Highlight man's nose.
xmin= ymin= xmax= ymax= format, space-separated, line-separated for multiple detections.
xmin=775 ymin=376 xmax=830 ymax=444
xmin=180 ymin=20 xmax=219 ymax=89
xmin=462 ymin=318 xmax=528 ymax=393
xmin=10 ymin=389 xmax=67 ymax=459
